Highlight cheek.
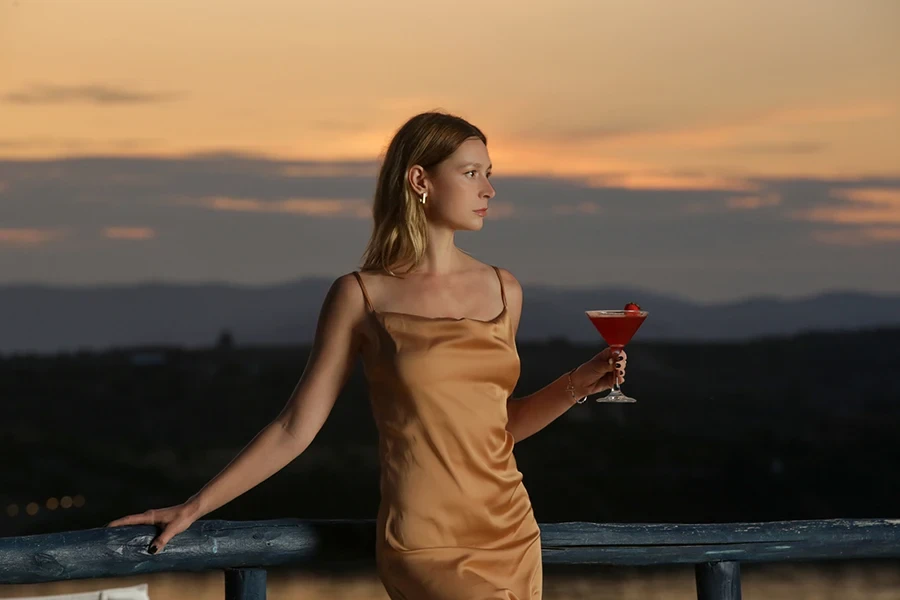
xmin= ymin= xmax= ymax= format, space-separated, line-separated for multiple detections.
xmin=433 ymin=178 xmax=464 ymax=197
xmin=433 ymin=184 xmax=468 ymax=211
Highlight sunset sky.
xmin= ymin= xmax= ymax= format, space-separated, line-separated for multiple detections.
xmin=1 ymin=0 xmax=898 ymax=301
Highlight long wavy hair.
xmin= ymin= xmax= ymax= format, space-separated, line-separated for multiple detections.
xmin=359 ymin=111 xmax=487 ymax=276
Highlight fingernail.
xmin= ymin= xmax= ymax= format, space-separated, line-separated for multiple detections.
xmin=615 ymin=362 xmax=621 ymax=368
xmin=608 ymin=358 xmax=613 ymax=365
xmin=149 ymin=545 xmax=158 ymax=554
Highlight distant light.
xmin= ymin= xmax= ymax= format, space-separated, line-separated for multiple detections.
xmin=5 ymin=504 xmax=18 ymax=517
xmin=60 ymin=496 xmax=73 ymax=509
xmin=26 ymin=502 xmax=39 ymax=516
xmin=73 ymin=494 xmax=86 ymax=508
xmin=46 ymin=497 xmax=60 ymax=510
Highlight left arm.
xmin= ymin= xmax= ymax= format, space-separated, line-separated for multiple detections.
xmin=501 ymin=269 xmax=624 ymax=443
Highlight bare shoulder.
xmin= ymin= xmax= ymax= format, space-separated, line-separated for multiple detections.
xmin=331 ymin=271 xmax=365 ymax=298
xmin=494 ymin=266 xmax=523 ymax=332
xmin=494 ymin=266 xmax=522 ymax=302
xmin=320 ymin=272 xmax=369 ymax=329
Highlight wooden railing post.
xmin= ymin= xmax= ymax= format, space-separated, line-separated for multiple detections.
xmin=224 ymin=568 xmax=266 ymax=600
xmin=695 ymin=561 xmax=741 ymax=600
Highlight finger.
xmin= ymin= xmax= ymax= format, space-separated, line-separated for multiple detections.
xmin=600 ymin=371 xmax=622 ymax=389
xmin=150 ymin=523 xmax=185 ymax=554
xmin=590 ymin=354 xmax=615 ymax=375
xmin=148 ymin=533 xmax=169 ymax=554
xmin=106 ymin=514 xmax=153 ymax=528
xmin=600 ymin=347 xmax=621 ymax=361
xmin=595 ymin=372 xmax=616 ymax=393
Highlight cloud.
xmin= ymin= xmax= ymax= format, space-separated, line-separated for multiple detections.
xmin=2 ymin=83 xmax=182 ymax=105
xmin=678 ymin=193 xmax=782 ymax=215
xmin=551 ymin=201 xmax=602 ymax=216
xmin=796 ymin=187 xmax=900 ymax=225
xmin=0 ymin=228 xmax=66 ymax=247
xmin=720 ymin=142 xmax=827 ymax=155
xmin=510 ymin=100 xmax=892 ymax=169
xmin=812 ymin=227 xmax=900 ymax=246
xmin=103 ymin=227 xmax=156 ymax=240
xmin=182 ymin=196 xmax=372 ymax=218
xmin=758 ymin=102 xmax=895 ymax=127
xmin=0 ymin=137 xmax=161 ymax=152
xmin=1 ymin=154 xmax=899 ymax=300
xmin=278 ymin=162 xmax=378 ymax=178
xmin=832 ymin=188 xmax=900 ymax=205
xmin=518 ymin=123 xmax=652 ymax=143
xmin=586 ymin=172 xmax=759 ymax=192
xmin=726 ymin=193 xmax=782 ymax=210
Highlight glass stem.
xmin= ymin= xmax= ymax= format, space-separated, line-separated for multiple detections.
xmin=611 ymin=346 xmax=623 ymax=393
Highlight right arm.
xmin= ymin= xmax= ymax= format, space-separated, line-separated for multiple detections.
xmin=107 ymin=273 xmax=368 ymax=552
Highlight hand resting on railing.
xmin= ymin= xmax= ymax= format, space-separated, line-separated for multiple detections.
xmin=106 ymin=501 xmax=203 ymax=555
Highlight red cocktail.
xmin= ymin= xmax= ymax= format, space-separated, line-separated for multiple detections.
xmin=585 ymin=307 xmax=648 ymax=403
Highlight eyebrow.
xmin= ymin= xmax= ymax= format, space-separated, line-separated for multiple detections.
xmin=463 ymin=162 xmax=492 ymax=169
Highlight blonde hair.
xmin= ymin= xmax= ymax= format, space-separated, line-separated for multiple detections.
xmin=359 ymin=111 xmax=487 ymax=276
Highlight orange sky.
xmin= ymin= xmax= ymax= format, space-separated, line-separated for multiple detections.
xmin=2 ymin=0 xmax=898 ymax=189
xmin=2 ymin=0 xmax=900 ymax=301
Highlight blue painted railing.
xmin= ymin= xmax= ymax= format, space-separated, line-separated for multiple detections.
xmin=2 ymin=518 xmax=899 ymax=599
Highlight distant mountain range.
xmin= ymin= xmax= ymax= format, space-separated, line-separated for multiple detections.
xmin=2 ymin=278 xmax=899 ymax=353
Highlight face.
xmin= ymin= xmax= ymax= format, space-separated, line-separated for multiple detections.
xmin=409 ymin=137 xmax=496 ymax=231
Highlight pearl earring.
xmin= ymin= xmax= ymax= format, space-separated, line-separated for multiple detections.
xmin=419 ymin=192 xmax=427 ymax=205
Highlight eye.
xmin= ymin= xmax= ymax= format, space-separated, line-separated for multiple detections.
xmin=465 ymin=170 xmax=477 ymax=178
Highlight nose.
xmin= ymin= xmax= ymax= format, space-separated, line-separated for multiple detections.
xmin=482 ymin=179 xmax=496 ymax=200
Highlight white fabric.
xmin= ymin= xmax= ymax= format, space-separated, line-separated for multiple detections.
xmin=8 ymin=583 xmax=149 ymax=600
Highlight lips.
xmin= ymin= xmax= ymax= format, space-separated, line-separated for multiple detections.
xmin=473 ymin=208 xmax=488 ymax=216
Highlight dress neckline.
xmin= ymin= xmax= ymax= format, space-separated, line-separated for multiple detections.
xmin=353 ymin=267 xmax=509 ymax=326
xmin=373 ymin=304 xmax=508 ymax=325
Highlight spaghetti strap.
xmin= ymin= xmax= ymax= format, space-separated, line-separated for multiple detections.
xmin=491 ymin=265 xmax=507 ymax=308
xmin=352 ymin=271 xmax=374 ymax=312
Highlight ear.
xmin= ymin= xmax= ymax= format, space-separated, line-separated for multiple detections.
xmin=407 ymin=165 xmax=429 ymax=196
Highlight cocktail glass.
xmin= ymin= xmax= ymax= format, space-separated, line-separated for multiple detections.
xmin=585 ymin=309 xmax=648 ymax=403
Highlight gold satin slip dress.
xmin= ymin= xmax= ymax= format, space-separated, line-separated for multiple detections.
xmin=352 ymin=266 xmax=543 ymax=600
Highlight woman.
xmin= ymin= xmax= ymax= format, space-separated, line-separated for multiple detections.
xmin=107 ymin=111 xmax=626 ymax=599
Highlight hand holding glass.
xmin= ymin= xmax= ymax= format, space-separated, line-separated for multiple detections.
xmin=585 ymin=309 xmax=648 ymax=403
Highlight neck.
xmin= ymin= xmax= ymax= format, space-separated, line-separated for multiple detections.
xmin=413 ymin=224 xmax=462 ymax=276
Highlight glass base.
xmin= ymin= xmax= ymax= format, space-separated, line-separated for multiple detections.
xmin=595 ymin=389 xmax=637 ymax=403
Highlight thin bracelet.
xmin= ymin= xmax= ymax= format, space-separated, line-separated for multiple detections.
xmin=565 ymin=367 xmax=587 ymax=404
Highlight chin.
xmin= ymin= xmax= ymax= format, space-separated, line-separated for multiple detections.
xmin=462 ymin=218 xmax=485 ymax=232
xmin=445 ymin=214 xmax=485 ymax=232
